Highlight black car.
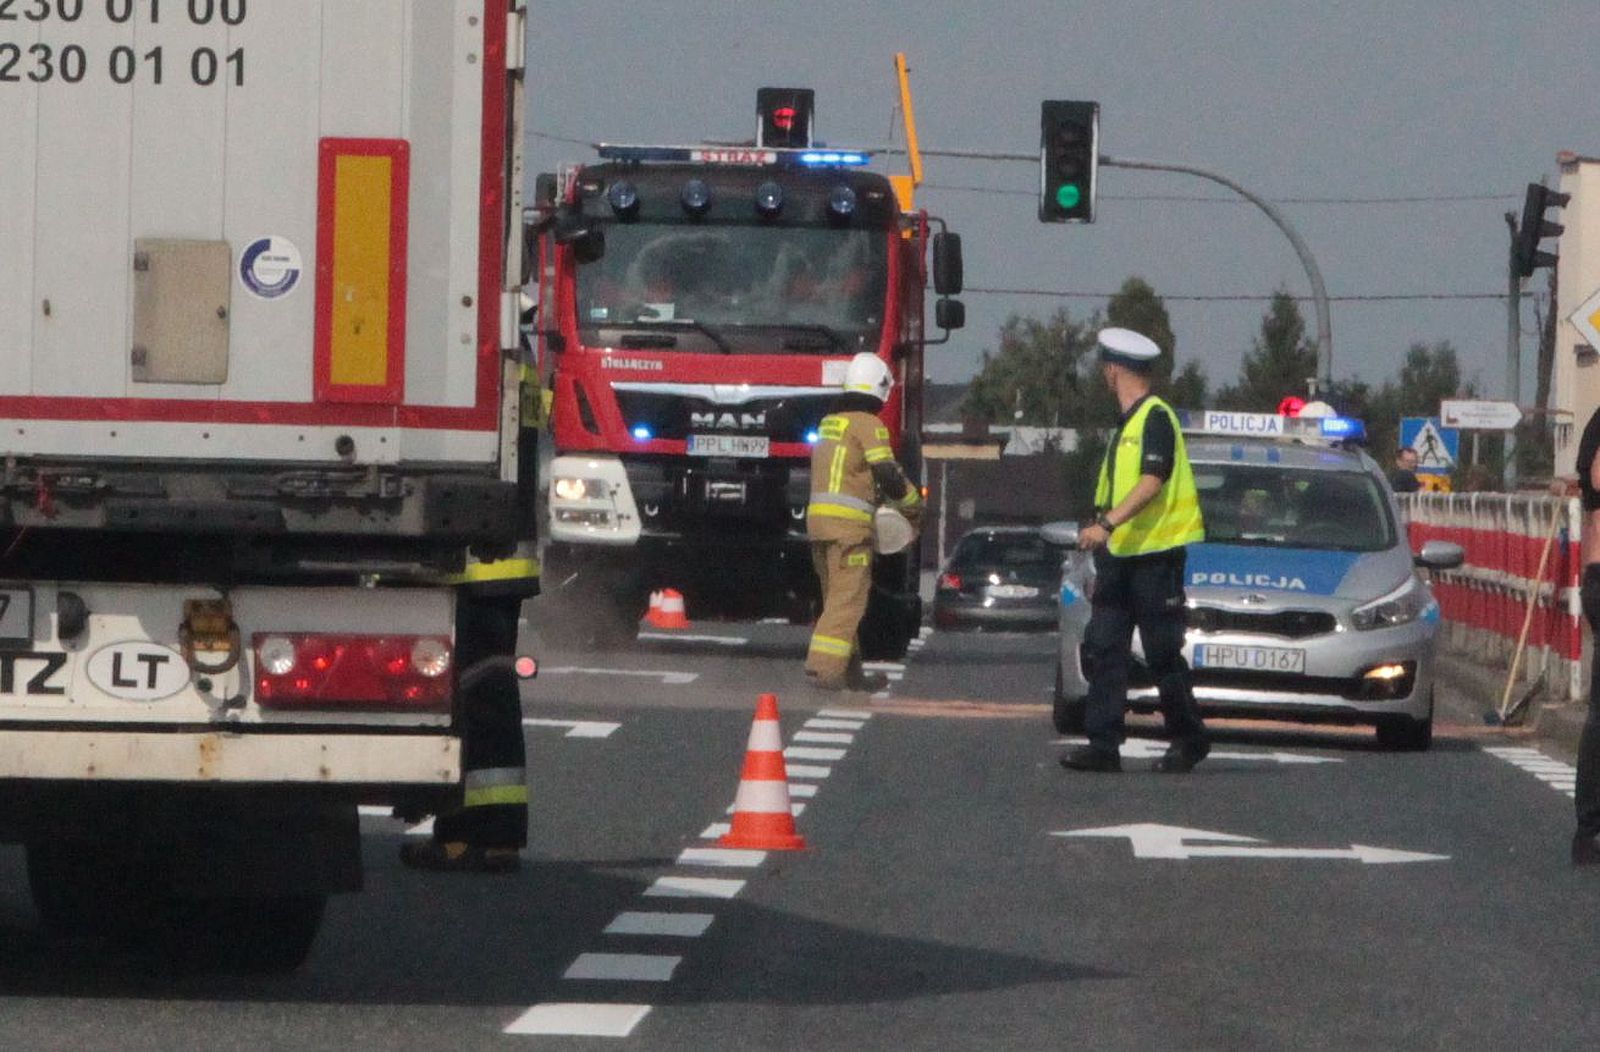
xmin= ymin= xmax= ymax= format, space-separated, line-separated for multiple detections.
xmin=932 ymin=526 xmax=1064 ymax=631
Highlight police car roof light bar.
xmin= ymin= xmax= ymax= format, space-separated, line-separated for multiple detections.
xmin=1174 ymin=409 xmax=1366 ymax=446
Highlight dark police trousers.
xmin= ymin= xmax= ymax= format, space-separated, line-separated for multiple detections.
xmin=1577 ymin=566 xmax=1600 ymax=838
xmin=1083 ymin=546 xmax=1207 ymax=753
xmin=434 ymin=593 xmax=528 ymax=850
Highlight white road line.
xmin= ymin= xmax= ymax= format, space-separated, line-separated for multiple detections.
xmin=818 ymin=709 xmax=873 ymax=719
xmin=786 ymin=746 xmax=847 ymax=761
xmin=793 ymin=731 xmax=854 ymax=745
xmin=864 ymin=662 xmax=905 ymax=672
xmin=358 ymin=805 xmax=391 ymax=818
xmin=638 ymin=632 xmax=749 ymax=646
xmin=505 ymin=1003 xmax=651 ymax=1038
xmin=677 ymin=847 xmax=767 ymax=868
xmin=786 ymin=783 xmax=819 ymax=798
xmin=700 ymin=822 xmax=732 ymax=839
xmin=523 ymin=718 xmax=622 ymax=739
xmin=605 ymin=912 xmax=715 ymax=938
xmin=564 ymin=953 xmax=682 ymax=982
xmin=805 ymin=718 xmax=865 ymax=730
xmin=786 ymin=764 xmax=831 ymax=779
xmin=1484 ymin=746 xmax=1580 ymax=802
xmin=644 ymin=876 xmax=745 ymax=899
xmin=540 ymin=667 xmax=699 ymax=685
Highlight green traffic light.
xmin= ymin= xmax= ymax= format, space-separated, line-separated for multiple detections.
xmin=1055 ymin=184 xmax=1082 ymax=210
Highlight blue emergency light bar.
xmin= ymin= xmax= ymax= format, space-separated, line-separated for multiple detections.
xmin=1317 ymin=416 xmax=1365 ymax=441
xmin=1175 ymin=409 xmax=1366 ymax=445
xmin=595 ymin=144 xmax=874 ymax=168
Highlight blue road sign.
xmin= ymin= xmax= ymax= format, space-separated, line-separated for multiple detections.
xmin=1399 ymin=417 xmax=1459 ymax=475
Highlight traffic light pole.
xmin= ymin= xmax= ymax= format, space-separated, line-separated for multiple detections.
xmin=1503 ymin=211 xmax=1521 ymax=489
xmin=897 ymin=145 xmax=1335 ymax=393
xmin=1098 ymin=155 xmax=1334 ymax=394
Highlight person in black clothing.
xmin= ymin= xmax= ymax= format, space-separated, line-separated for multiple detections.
xmin=1389 ymin=447 xmax=1421 ymax=493
xmin=1568 ymin=406 xmax=1600 ymax=866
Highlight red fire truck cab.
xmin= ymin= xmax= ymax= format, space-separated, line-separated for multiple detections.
xmin=532 ymin=137 xmax=963 ymax=658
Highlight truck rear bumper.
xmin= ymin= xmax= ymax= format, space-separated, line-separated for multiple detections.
xmin=0 ymin=730 xmax=459 ymax=785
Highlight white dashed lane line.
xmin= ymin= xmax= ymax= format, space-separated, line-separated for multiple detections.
xmin=564 ymin=954 xmax=682 ymax=982
xmin=505 ymin=1004 xmax=651 ymax=1038
xmin=643 ymin=876 xmax=747 ymax=900
xmin=605 ymin=912 xmax=715 ymax=938
xmin=1484 ymin=746 xmax=1579 ymax=798
xmin=793 ymin=731 xmax=855 ymax=744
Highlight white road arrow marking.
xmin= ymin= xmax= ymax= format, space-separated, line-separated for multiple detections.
xmin=540 ymin=667 xmax=698 ymax=685
xmin=1053 ymin=823 xmax=1449 ymax=864
xmin=1058 ymin=737 xmax=1343 ymax=765
xmin=523 ymin=718 xmax=621 ymax=739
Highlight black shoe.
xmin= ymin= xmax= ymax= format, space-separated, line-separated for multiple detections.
xmin=1572 ymin=833 xmax=1600 ymax=867
xmin=849 ymin=671 xmax=889 ymax=693
xmin=1153 ymin=738 xmax=1211 ymax=774
xmin=1060 ymin=745 xmax=1121 ymax=773
xmin=400 ymin=840 xmax=521 ymax=873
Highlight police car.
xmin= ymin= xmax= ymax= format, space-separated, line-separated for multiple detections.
xmin=1044 ymin=410 xmax=1464 ymax=750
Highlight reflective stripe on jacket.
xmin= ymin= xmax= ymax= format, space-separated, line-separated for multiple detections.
xmin=1094 ymin=397 xmax=1205 ymax=557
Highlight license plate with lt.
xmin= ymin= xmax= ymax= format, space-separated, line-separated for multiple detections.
xmin=1191 ymin=643 xmax=1305 ymax=673
xmin=0 ymin=586 xmax=32 ymax=643
xmin=688 ymin=435 xmax=769 ymax=458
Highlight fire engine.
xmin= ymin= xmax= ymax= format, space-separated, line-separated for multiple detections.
xmin=530 ymin=88 xmax=964 ymax=657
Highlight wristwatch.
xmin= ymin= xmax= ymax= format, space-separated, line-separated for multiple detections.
xmin=1095 ymin=513 xmax=1116 ymax=533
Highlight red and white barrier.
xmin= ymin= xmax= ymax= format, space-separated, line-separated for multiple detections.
xmin=1400 ymin=493 xmax=1584 ymax=702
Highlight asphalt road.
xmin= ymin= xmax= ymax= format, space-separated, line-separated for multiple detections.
xmin=1 ymin=616 xmax=1598 ymax=1050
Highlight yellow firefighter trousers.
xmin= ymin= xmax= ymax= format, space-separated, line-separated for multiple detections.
xmin=807 ymin=538 xmax=873 ymax=688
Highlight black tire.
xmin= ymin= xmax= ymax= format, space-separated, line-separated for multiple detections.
xmin=1375 ymin=714 xmax=1432 ymax=751
xmin=157 ymin=894 xmax=326 ymax=975
xmin=26 ymin=842 xmax=148 ymax=939
xmin=1052 ymin=663 xmax=1087 ymax=734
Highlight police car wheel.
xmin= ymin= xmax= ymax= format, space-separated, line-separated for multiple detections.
xmin=1374 ymin=710 xmax=1433 ymax=752
xmin=1052 ymin=663 xmax=1087 ymax=734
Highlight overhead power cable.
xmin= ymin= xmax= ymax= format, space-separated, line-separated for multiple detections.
xmin=965 ymin=286 xmax=1535 ymax=304
xmin=923 ymin=184 xmax=1519 ymax=205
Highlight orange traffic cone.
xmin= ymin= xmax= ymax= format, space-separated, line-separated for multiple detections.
xmin=719 ymin=693 xmax=807 ymax=851
xmin=653 ymin=588 xmax=690 ymax=630
xmin=644 ymin=590 xmax=666 ymax=628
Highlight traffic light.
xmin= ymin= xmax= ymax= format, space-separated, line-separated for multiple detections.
xmin=1039 ymin=100 xmax=1099 ymax=223
xmin=756 ymin=88 xmax=815 ymax=149
xmin=1513 ymin=182 xmax=1570 ymax=278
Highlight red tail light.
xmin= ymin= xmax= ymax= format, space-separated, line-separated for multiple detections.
xmin=253 ymin=634 xmax=453 ymax=711
xmin=938 ymin=572 xmax=963 ymax=591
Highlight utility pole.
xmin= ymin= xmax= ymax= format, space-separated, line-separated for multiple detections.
xmin=1504 ymin=211 xmax=1521 ymax=490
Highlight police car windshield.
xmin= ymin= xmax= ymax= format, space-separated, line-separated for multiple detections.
xmin=1193 ymin=464 xmax=1396 ymax=552
xmin=575 ymin=222 xmax=888 ymax=353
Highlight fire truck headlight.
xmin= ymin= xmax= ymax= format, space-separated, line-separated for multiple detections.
xmin=828 ymin=185 xmax=857 ymax=220
xmin=553 ymin=477 xmax=603 ymax=502
xmin=755 ymin=181 xmax=785 ymax=217
xmin=681 ymin=179 xmax=712 ymax=216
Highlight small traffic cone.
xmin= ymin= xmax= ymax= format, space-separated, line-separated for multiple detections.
xmin=720 ymin=693 xmax=807 ymax=851
xmin=653 ymin=588 xmax=690 ymax=630
xmin=644 ymin=590 xmax=666 ymax=628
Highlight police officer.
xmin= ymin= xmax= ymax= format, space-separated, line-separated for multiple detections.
xmin=805 ymin=353 xmax=922 ymax=692
xmin=1061 ymin=328 xmax=1210 ymax=774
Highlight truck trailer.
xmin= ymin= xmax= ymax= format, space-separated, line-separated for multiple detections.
xmin=0 ymin=0 xmax=532 ymax=970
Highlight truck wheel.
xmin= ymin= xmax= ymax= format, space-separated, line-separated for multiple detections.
xmin=1052 ymin=663 xmax=1087 ymax=734
xmin=26 ymin=842 xmax=147 ymax=939
xmin=157 ymin=894 xmax=327 ymax=975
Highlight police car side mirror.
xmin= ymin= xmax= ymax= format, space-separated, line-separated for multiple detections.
xmin=932 ymin=232 xmax=964 ymax=296
xmin=1414 ymin=540 xmax=1464 ymax=571
xmin=1040 ymin=521 xmax=1079 ymax=548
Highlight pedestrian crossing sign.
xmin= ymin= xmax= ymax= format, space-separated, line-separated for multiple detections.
xmin=1399 ymin=417 xmax=1458 ymax=475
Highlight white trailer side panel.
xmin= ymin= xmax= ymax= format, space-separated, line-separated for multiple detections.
xmin=0 ymin=0 xmax=507 ymax=465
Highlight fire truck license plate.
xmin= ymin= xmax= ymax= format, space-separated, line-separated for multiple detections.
xmin=688 ymin=435 xmax=770 ymax=458
xmin=0 ymin=587 xmax=33 ymax=644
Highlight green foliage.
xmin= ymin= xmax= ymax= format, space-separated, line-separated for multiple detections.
xmin=1358 ymin=341 xmax=1473 ymax=463
xmin=1214 ymin=290 xmax=1317 ymax=411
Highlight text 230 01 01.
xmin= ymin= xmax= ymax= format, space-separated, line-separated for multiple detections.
xmin=2 ymin=0 xmax=247 ymax=87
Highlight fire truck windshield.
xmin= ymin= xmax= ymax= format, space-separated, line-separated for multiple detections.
xmin=575 ymin=222 xmax=889 ymax=354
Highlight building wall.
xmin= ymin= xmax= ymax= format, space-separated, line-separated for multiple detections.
xmin=1553 ymin=157 xmax=1600 ymax=473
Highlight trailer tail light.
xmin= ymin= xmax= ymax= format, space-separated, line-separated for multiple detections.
xmin=938 ymin=572 xmax=962 ymax=592
xmin=253 ymin=634 xmax=454 ymax=711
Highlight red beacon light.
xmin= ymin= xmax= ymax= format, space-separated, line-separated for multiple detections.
xmin=1277 ymin=396 xmax=1306 ymax=418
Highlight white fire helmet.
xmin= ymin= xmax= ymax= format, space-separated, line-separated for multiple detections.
xmin=842 ymin=353 xmax=893 ymax=402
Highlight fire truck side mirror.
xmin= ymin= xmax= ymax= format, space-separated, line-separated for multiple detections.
xmin=553 ymin=212 xmax=606 ymax=265
xmin=932 ymin=232 xmax=964 ymax=296
xmin=935 ymin=298 xmax=966 ymax=332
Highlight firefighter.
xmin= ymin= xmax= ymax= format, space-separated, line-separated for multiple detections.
xmin=1060 ymin=328 xmax=1210 ymax=774
xmin=805 ymin=352 xmax=922 ymax=692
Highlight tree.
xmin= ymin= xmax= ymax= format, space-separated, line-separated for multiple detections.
xmin=1105 ymin=277 xmax=1176 ymax=388
xmin=1215 ymin=290 xmax=1317 ymax=411
xmin=960 ymin=308 xmax=1115 ymax=429
xmin=1170 ymin=361 xmax=1210 ymax=410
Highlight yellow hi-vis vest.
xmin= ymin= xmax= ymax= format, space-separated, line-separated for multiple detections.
xmin=1094 ymin=397 xmax=1205 ymax=557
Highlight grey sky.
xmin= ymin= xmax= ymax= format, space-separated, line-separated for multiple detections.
xmin=527 ymin=1 xmax=1600 ymax=399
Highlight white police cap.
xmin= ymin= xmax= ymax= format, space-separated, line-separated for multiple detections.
xmin=1096 ymin=327 xmax=1162 ymax=369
